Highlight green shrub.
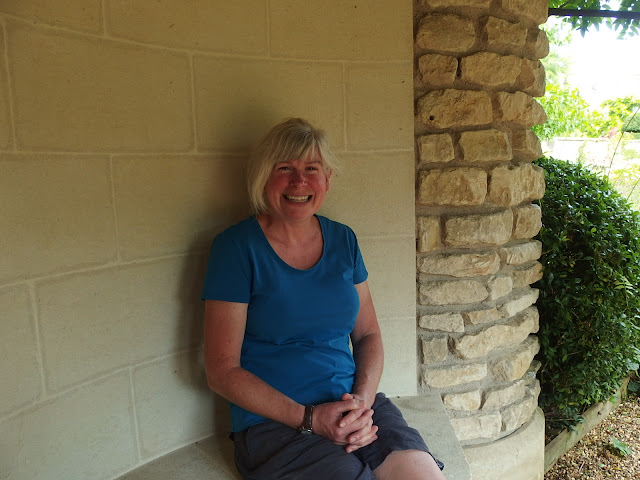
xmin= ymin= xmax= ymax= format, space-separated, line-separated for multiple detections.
xmin=535 ymin=156 xmax=640 ymax=431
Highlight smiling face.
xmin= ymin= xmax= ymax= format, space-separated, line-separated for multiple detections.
xmin=263 ymin=155 xmax=332 ymax=224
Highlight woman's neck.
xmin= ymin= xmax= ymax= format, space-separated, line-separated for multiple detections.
xmin=257 ymin=214 xmax=319 ymax=246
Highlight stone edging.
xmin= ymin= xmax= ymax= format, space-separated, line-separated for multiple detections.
xmin=544 ymin=382 xmax=628 ymax=472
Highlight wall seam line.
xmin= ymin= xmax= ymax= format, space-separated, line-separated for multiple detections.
xmin=189 ymin=53 xmax=198 ymax=153
xmin=2 ymin=15 xmax=18 ymax=151
xmin=109 ymin=154 xmax=123 ymax=263
xmin=128 ymin=366 xmax=144 ymax=463
xmin=29 ymin=281 xmax=48 ymax=402
xmin=101 ymin=0 xmax=110 ymax=36
xmin=342 ymin=62 xmax=348 ymax=149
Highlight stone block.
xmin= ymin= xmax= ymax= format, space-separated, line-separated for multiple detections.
xmin=418 ymin=54 xmax=458 ymax=86
xmin=501 ymin=393 xmax=538 ymax=432
xmin=512 ymin=129 xmax=543 ymax=161
xmin=485 ymin=17 xmax=527 ymax=51
xmin=108 ymin=0 xmax=267 ymax=54
xmin=345 ymin=63 xmax=414 ymax=150
xmin=494 ymin=91 xmax=547 ymax=127
xmin=452 ymin=309 xmax=535 ymax=360
xmin=379 ymin=317 xmax=419 ymax=396
xmin=419 ymin=279 xmax=489 ymax=306
xmin=134 ymin=353 xmax=222 ymax=457
xmin=464 ymin=408 xmax=545 ymax=480
xmin=422 ymin=363 xmax=488 ymax=388
xmin=418 ymin=168 xmax=487 ymax=206
xmin=527 ymin=27 xmax=550 ymax=59
xmin=450 ymin=413 xmax=502 ymax=442
xmin=323 ymin=152 xmax=414 ymax=238
xmin=270 ymin=0 xmax=411 ymax=60
xmin=7 ymin=21 xmax=193 ymax=152
xmin=419 ymin=313 xmax=465 ymax=333
xmin=500 ymin=0 xmax=549 ymax=25
xmin=358 ymin=237 xmax=416 ymax=319
xmin=463 ymin=307 xmax=501 ymax=326
xmin=418 ymin=252 xmax=501 ymax=277
xmin=483 ymin=380 xmax=526 ymax=410
xmin=444 ymin=210 xmax=513 ymax=247
xmin=418 ymin=89 xmax=493 ymax=129
xmin=37 ymin=256 xmax=204 ymax=392
xmin=1 ymin=0 xmax=103 ymax=33
xmin=518 ymin=58 xmax=546 ymax=97
xmin=193 ymin=56 xmax=343 ymax=152
xmin=460 ymin=52 xmax=522 ymax=88
xmin=0 ymin=373 xmax=137 ymax=480
xmin=499 ymin=240 xmax=542 ymax=265
xmin=488 ymin=163 xmax=545 ymax=206
xmin=499 ymin=289 xmax=539 ymax=317
xmin=459 ymin=129 xmax=512 ymax=163
xmin=490 ymin=336 xmax=540 ymax=382
xmin=0 ymin=154 xmax=116 ymax=283
xmin=417 ymin=216 xmax=442 ymax=253
xmin=487 ymin=274 xmax=513 ymax=300
xmin=417 ymin=133 xmax=455 ymax=164
xmin=0 ymin=285 xmax=41 ymax=416
xmin=511 ymin=262 xmax=543 ymax=288
xmin=443 ymin=390 xmax=483 ymax=411
xmin=416 ymin=14 xmax=476 ymax=53
xmin=116 ymin=441 xmax=239 ymax=480
xmin=422 ymin=336 xmax=450 ymax=364
xmin=513 ymin=204 xmax=543 ymax=239
xmin=114 ymin=155 xmax=247 ymax=261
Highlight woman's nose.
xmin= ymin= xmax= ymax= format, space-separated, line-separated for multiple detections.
xmin=290 ymin=170 xmax=306 ymax=184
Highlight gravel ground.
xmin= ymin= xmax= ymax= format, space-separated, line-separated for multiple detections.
xmin=545 ymin=395 xmax=640 ymax=479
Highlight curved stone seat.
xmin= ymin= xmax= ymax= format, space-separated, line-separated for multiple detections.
xmin=115 ymin=392 xmax=471 ymax=480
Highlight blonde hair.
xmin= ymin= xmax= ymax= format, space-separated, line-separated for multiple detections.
xmin=247 ymin=118 xmax=338 ymax=215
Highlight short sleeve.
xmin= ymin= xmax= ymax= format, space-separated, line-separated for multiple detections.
xmin=351 ymin=229 xmax=368 ymax=285
xmin=201 ymin=230 xmax=252 ymax=303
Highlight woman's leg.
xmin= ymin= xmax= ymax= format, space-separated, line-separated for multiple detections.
xmin=373 ymin=449 xmax=447 ymax=480
xmin=233 ymin=421 xmax=376 ymax=480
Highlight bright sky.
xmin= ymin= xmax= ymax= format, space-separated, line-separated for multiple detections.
xmin=555 ymin=23 xmax=640 ymax=108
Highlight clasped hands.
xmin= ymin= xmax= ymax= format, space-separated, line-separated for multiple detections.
xmin=312 ymin=393 xmax=378 ymax=453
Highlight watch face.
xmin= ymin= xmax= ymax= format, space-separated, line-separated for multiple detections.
xmin=299 ymin=427 xmax=313 ymax=435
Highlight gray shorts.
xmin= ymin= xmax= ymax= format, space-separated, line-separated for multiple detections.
xmin=231 ymin=393 xmax=444 ymax=480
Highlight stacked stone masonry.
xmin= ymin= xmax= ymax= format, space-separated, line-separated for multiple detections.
xmin=414 ymin=0 xmax=548 ymax=445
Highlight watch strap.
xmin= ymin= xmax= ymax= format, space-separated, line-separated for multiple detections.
xmin=299 ymin=404 xmax=314 ymax=434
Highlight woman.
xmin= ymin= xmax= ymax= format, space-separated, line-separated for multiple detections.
xmin=202 ymin=118 xmax=445 ymax=479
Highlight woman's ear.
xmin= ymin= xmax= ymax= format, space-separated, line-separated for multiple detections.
xmin=326 ymin=169 xmax=333 ymax=192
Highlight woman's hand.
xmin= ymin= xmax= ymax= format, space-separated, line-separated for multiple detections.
xmin=312 ymin=393 xmax=379 ymax=452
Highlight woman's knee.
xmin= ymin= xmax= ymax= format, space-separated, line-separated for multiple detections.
xmin=373 ymin=449 xmax=446 ymax=480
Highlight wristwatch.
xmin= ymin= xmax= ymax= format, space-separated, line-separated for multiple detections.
xmin=299 ymin=405 xmax=314 ymax=435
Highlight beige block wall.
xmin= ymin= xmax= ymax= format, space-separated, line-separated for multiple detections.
xmin=0 ymin=2 xmax=416 ymax=479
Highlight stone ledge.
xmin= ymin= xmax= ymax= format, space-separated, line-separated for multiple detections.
xmin=115 ymin=392 xmax=471 ymax=480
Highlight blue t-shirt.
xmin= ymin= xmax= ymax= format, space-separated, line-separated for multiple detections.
xmin=201 ymin=215 xmax=369 ymax=432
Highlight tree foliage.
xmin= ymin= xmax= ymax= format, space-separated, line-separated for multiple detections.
xmin=535 ymin=156 xmax=640 ymax=432
xmin=549 ymin=0 xmax=640 ymax=38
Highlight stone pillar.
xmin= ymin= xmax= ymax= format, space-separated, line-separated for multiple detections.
xmin=414 ymin=0 xmax=548 ymax=474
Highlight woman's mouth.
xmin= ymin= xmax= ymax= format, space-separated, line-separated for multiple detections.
xmin=284 ymin=194 xmax=311 ymax=203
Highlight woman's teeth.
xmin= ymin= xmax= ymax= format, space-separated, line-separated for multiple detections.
xmin=285 ymin=195 xmax=310 ymax=203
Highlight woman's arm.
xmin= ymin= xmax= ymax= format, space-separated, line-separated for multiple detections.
xmin=203 ymin=299 xmax=305 ymax=429
xmin=203 ymin=299 xmax=371 ymax=442
xmin=350 ymin=281 xmax=384 ymax=409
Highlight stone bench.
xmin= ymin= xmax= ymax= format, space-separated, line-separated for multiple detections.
xmin=116 ymin=392 xmax=471 ymax=480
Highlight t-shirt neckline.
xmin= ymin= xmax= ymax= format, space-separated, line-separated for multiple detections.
xmin=252 ymin=215 xmax=326 ymax=272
